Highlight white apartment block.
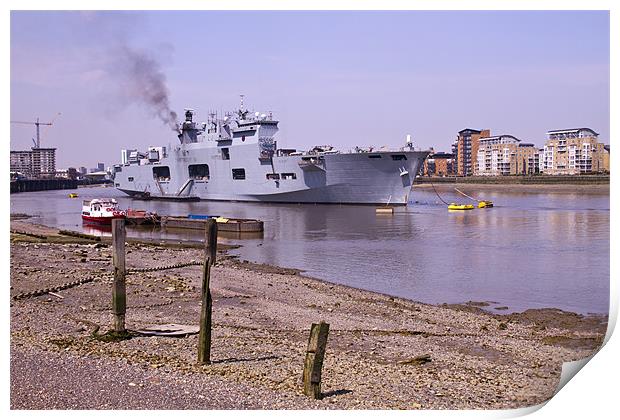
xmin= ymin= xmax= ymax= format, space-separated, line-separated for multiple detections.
xmin=543 ymin=128 xmax=608 ymax=175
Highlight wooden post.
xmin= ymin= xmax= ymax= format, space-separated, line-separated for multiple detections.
xmin=111 ymin=219 xmax=126 ymax=332
xmin=198 ymin=256 xmax=212 ymax=364
xmin=205 ymin=218 xmax=218 ymax=265
xmin=302 ymin=321 xmax=330 ymax=399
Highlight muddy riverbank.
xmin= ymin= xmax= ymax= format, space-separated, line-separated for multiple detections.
xmin=10 ymin=220 xmax=607 ymax=409
xmin=414 ymin=182 xmax=610 ymax=194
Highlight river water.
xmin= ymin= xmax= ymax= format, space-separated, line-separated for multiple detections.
xmin=10 ymin=184 xmax=610 ymax=315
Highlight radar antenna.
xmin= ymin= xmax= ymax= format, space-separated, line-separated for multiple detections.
xmin=238 ymin=94 xmax=249 ymax=119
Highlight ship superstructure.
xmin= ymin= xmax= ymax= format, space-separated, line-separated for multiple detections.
xmin=113 ymin=99 xmax=429 ymax=205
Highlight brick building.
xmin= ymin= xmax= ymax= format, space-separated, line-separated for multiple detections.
xmin=424 ymin=152 xmax=456 ymax=176
xmin=456 ymin=128 xmax=490 ymax=176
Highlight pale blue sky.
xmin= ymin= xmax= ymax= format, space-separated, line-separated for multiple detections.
xmin=10 ymin=10 xmax=610 ymax=169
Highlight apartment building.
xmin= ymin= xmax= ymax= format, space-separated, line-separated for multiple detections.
xmin=10 ymin=150 xmax=32 ymax=177
xmin=542 ymin=128 xmax=609 ymax=174
xmin=456 ymin=128 xmax=490 ymax=176
xmin=474 ymin=135 xmax=539 ymax=176
xmin=524 ymin=148 xmax=541 ymax=175
xmin=515 ymin=143 xmax=540 ymax=175
xmin=10 ymin=147 xmax=56 ymax=178
xmin=424 ymin=152 xmax=456 ymax=176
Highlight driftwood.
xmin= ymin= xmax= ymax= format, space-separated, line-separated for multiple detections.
xmin=398 ymin=354 xmax=432 ymax=365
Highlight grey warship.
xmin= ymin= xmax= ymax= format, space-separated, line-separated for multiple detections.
xmin=113 ymin=99 xmax=429 ymax=205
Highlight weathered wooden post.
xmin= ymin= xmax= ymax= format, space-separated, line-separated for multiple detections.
xmin=198 ymin=256 xmax=212 ymax=364
xmin=198 ymin=218 xmax=217 ymax=364
xmin=205 ymin=217 xmax=218 ymax=265
xmin=111 ymin=219 xmax=126 ymax=332
xmin=302 ymin=321 xmax=330 ymax=399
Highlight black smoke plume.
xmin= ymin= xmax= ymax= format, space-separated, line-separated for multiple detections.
xmin=116 ymin=45 xmax=179 ymax=132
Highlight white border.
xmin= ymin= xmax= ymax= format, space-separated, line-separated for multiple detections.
xmin=4 ymin=1 xmax=616 ymax=419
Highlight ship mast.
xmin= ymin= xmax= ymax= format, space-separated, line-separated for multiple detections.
xmin=238 ymin=94 xmax=248 ymax=120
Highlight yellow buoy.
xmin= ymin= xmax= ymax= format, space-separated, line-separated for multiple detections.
xmin=448 ymin=203 xmax=474 ymax=211
xmin=68 ymin=193 xmax=79 ymax=198
xmin=478 ymin=200 xmax=493 ymax=208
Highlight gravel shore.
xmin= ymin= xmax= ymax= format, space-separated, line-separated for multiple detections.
xmin=10 ymin=220 xmax=607 ymax=410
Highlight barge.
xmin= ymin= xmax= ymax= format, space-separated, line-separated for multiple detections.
xmin=160 ymin=215 xmax=264 ymax=233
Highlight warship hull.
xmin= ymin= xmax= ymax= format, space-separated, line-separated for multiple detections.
xmin=116 ymin=147 xmax=426 ymax=205
xmin=113 ymin=106 xmax=429 ymax=205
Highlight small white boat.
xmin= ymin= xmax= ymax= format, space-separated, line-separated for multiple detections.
xmin=82 ymin=198 xmax=125 ymax=225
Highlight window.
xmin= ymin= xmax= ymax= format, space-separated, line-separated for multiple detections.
xmin=189 ymin=164 xmax=210 ymax=180
xmin=128 ymin=177 xmax=134 ymax=182
xmin=266 ymin=173 xmax=280 ymax=180
xmin=232 ymin=168 xmax=246 ymax=180
xmin=368 ymin=154 xmax=382 ymax=159
xmin=281 ymin=173 xmax=297 ymax=180
xmin=221 ymin=148 xmax=230 ymax=160
xmin=153 ymin=166 xmax=170 ymax=180
xmin=391 ymin=154 xmax=407 ymax=161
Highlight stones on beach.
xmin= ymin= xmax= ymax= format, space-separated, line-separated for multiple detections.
xmin=9 ymin=231 xmax=608 ymax=410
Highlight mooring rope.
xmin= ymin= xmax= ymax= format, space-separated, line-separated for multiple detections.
xmin=126 ymin=260 xmax=203 ymax=274
xmin=454 ymin=188 xmax=479 ymax=202
xmin=430 ymin=181 xmax=450 ymax=205
xmin=12 ymin=260 xmax=204 ymax=301
xmin=11 ymin=276 xmax=110 ymax=301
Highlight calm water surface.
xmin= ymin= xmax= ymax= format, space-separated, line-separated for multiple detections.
xmin=10 ymin=185 xmax=610 ymax=315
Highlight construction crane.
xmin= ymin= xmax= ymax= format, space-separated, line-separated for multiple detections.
xmin=10 ymin=114 xmax=59 ymax=148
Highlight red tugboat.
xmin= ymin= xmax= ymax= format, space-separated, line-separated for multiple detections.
xmin=82 ymin=198 xmax=126 ymax=225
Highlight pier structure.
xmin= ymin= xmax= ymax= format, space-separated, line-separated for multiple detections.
xmin=10 ymin=178 xmax=77 ymax=193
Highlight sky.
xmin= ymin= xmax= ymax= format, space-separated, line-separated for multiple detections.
xmin=10 ymin=10 xmax=610 ymax=169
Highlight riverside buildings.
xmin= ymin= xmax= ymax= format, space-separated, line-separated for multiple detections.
xmin=10 ymin=147 xmax=56 ymax=179
xmin=424 ymin=152 xmax=456 ymax=176
xmin=455 ymin=129 xmax=490 ymax=176
xmin=542 ymin=128 xmax=609 ymax=175
xmin=474 ymin=135 xmax=540 ymax=176
xmin=450 ymin=127 xmax=609 ymax=177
